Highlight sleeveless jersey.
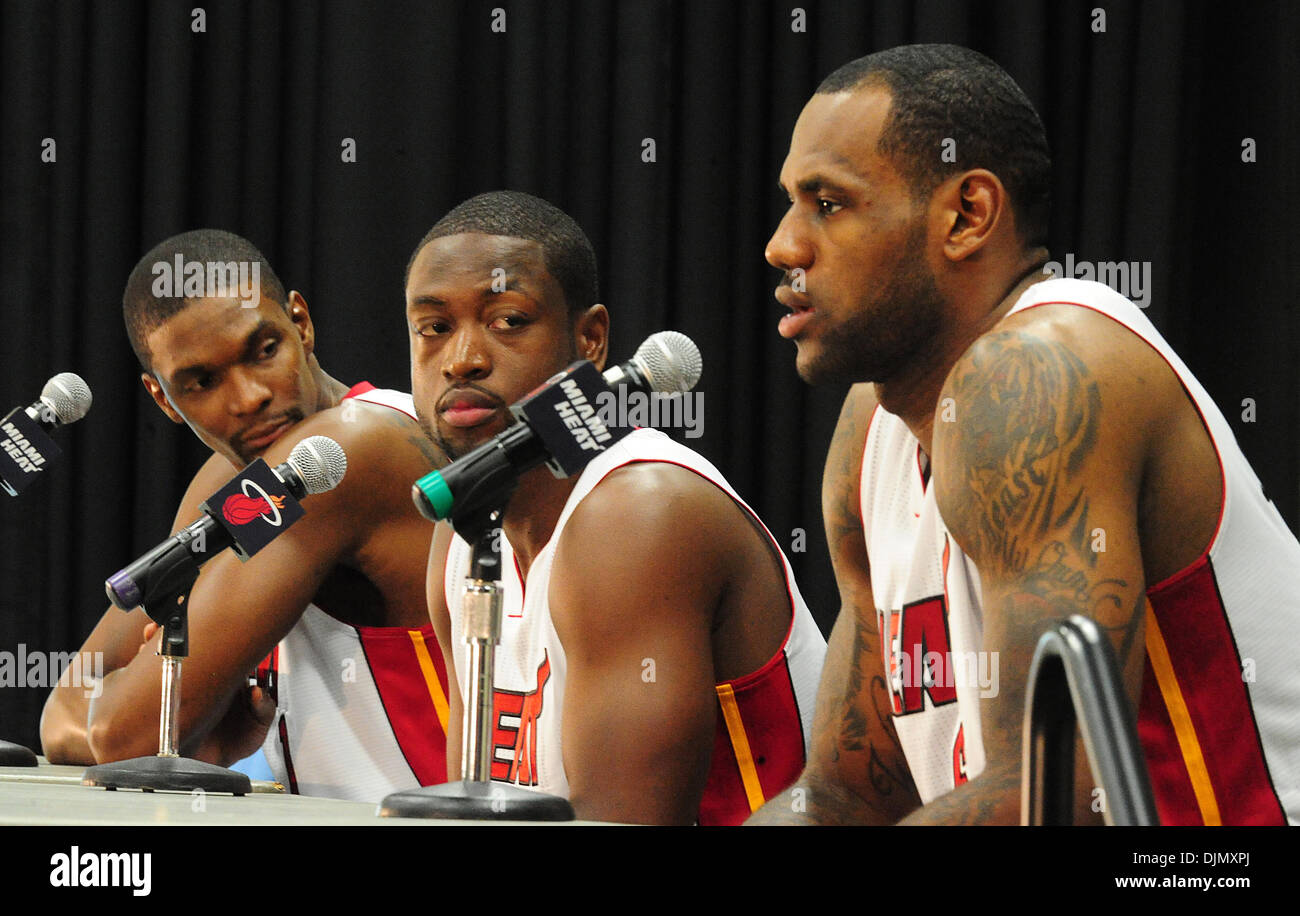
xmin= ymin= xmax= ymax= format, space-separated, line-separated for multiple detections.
xmin=443 ymin=427 xmax=827 ymax=825
xmin=257 ymin=383 xmax=451 ymax=803
xmin=861 ymin=277 xmax=1300 ymax=824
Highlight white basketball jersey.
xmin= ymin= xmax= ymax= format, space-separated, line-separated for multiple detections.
xmin=862 ymin=278 xmax=1300 ymax=824
xmin=444 ymin=427 xmax=827 ymax=824
xmin=259 ymin=384 xmax=451 ymax=803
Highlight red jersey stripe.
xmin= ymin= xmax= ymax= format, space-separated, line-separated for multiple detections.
xmin=1143 ymin=558 xmax=1286 ymax=825
xmin=356 ymin=624 xmax=449 ymax=787
xmin=699 ymin=652 xmax=806 ymax=826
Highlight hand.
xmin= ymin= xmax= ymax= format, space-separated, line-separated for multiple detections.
xmin=137 ymin=621 xmax=160 ymax=657
xmin=138 ymin=621 xmax=276 ymax=764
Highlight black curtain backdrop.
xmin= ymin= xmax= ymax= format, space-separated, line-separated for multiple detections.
xmin=1 ymin=0 xmax=1296 ymax=751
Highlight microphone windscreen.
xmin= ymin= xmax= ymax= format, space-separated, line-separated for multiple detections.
xmin=41 ymin=372 xmax=92 ymax=424
xmin=287 ymin=435 xmax=348 ymax=494
xmin=633 ymin=331 xmax=703 ymax=393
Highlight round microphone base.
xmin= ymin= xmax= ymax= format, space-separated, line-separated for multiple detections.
xmin=378 ymin=780 xmax=575 ymax=821
xmin=0 ymin=740 xmax=38 ymax=767
xmin=82 ymin=755 xmax=251 ymax=795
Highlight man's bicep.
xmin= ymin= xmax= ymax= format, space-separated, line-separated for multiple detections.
xmin=559 ymin=607 xmax=715 ymax=824
xmin=550 ymin=487 xmax=720 ymax=824
xmin=933 ymin=327 xmax=1149 ymax=815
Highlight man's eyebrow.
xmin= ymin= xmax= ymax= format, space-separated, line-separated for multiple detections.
xmin=408 ymin=278 xmax=532 ymax=307
xmin=795 ymin=174 xmax=853 ymax=195
xmin=168 ymin=319 xmax=274 ymax=384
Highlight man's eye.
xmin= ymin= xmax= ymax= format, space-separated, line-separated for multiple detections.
xmin=186 ymin=375 xmax=215 ymax=393
xmin=259 ymin=340 xmax=279 ymax=359
xmin=414 ymin=321 xmax=449 ymax=337
xmin=489 ymin=315 xmax=528 ymax=331
xmin=818 ymin=198 xmax=843 ymax=216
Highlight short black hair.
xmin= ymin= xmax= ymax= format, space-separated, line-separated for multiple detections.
xmin=123 ymin=229 xmax=288 ymax=372
xmin=406 ymin=191 xmax=598 ymax=315
xmin=818 ymin=44 xmax=1051 ymax=247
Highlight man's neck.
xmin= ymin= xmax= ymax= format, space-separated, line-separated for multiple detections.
xmin=499 ymin=466 xmax=582 ymax=580
xmin=311 ymin=362 xmax=350 ymax=411
xmin=877 ymin=259 xmax=1050 ymax=456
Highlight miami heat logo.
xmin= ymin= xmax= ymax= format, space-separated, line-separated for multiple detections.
xmin=221 ymin=480 xmax=287 ymax=527
xmin=490 ymin=652 xmax=551 ymax=786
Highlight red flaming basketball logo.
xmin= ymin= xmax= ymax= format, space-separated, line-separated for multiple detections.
xmin=222 ymin=490 xmax=286 ymax=526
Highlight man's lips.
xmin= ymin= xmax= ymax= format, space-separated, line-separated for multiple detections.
xmin=240 ymin=417 xmax=294 ymax=451
xmin=776 ymin=286 xmax=816 ymax=340
xmin=438 ymin=389 xmax=504 ymax=429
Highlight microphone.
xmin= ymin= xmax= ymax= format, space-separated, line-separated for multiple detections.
xmin=0 ymin=372 xmax=93 ymax=496
xmin=412 ymin=331 xmax=702 ymax=524
xmin=105 ymin=435 xmax=348 ymax=611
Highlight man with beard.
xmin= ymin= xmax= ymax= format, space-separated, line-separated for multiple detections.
xmin=410 ymin=191 xmax=826 ymax=825
xmin=41 ymin=229 xmax=451 ymax=802
xmin=749 ymin=44 xmax=1300 ymax=825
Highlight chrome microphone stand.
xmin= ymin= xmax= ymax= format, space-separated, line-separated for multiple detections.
xmin=379 ymin=507 xmax=573 ymax=820
xmin=82 ymin=552 xmax=250 ymax=794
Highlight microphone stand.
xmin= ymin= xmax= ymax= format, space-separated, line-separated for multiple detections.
xmin=379 ymin=506 xmax=573 ymax=820
xmin=82 ymin=544 xmax=250 ymax=795
xmin=0 ymin=740 xmax=37 ymax=767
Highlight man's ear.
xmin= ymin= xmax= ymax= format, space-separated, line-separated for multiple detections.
xmin=574 ymin=304 xmax=610 ymax=370
xmin=286 ymin=290 xmax=316 ymax=357
xmin=938 ymin=169 xmax=1005 ymax=263
xmin=141 ymin=372 xmax=185 ymax=424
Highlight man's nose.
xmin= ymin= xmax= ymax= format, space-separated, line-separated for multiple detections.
xmin=765 ymin=208 xmax=813 ymax=273
xmin=227 ymin=368 xmax=273 ymax=416
xmin=442 ymin=326 xmax=491 ymax=381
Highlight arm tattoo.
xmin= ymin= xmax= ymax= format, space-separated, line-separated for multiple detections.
xmin=944 ymin=331 xmax=1101 ymax=577
xmin=379 ymin=409 xmax=447 ymax=469
xmin=823 ymin=392 xmax=872 ymax=561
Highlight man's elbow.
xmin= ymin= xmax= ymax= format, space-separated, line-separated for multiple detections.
xmin=85 ymin=708 xmax=154 ymax=764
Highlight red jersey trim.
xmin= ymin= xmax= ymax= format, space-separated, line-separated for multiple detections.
xmin=344 ymin=381 xmax=378 ymax=399
xmin=1141 ymin=557 xmax=1285 ymax=825
xmin=355 ymin=623 xmax=450 ymax=788
xmin=277 ymin=715 xmax=299 ymax=795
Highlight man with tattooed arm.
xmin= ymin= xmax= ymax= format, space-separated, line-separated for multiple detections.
xmin=751 ymin=44 xmax=1300 ymax=825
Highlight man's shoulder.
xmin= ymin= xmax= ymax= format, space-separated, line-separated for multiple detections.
xmin=954 ymin=278 xmax=1176 ymax=412
xmin=283 ymin=391 xmax=442 ymax=479
xmin=552 ymin=435 xmax=755 ymax=585
xmin=575 ymin=433 xmax=742 ymax=531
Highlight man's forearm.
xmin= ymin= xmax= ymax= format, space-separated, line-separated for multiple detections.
xmin=40 ymin=685 xmax=97 ymax=765
xmin=895 ymin=766 xmax=1020 ymax=825
xmin=747 ymin=770 xmax=915 ymax=825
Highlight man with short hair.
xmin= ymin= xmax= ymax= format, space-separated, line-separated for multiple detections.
xmin=42 ymin=229 xmax=451 ymax=803
xmin=751 ymin=44 xmax=1300 ymax=825
xmin=411 ymin=191 xmax=826 ymax=825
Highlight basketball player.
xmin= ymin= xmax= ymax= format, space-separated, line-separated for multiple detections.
xmin=41 ymin=230 xmax=451 ymax=803
xmin=410 ymin=192 xmax=826 ymax=825
xmin=750 ymin=45 xmax=1300 ymax=825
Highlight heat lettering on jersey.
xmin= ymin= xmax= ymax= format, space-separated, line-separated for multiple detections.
xmin=952 ymin=723 xmax=968 ymax=786
xmin=490 ymin=652 xmax=551 ymax=785
xmin=879 ymin=595 xmax=957 ymax=715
